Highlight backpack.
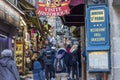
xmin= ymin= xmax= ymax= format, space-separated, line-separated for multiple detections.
xmin=44 ymin=50 xmax=53 ymax=65
xmin=54 ymin=57 xmax=66 ymax=72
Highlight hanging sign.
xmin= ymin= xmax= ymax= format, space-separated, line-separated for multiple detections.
xmin=36 ymin=1 xmax=70 ymax=16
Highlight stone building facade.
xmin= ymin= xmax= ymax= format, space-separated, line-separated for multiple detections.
xmin=87 ymin=0 xmax=120 ymax=80
xmin=108 ymin=0 xmax=120 ymax=80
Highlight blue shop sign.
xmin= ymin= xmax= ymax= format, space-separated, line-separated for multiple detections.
xmin=86 ymin=5 xmax=109 ymax=46
xmin=86 ymin=5 xmax=110 ymax=72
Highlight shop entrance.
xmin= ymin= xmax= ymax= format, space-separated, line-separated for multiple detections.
xmin=61 ymin=4 xmax=86 ymax=80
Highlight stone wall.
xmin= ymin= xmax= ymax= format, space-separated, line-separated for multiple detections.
xmin=108 ymin=0 xmax=120 ymax=80
xmin=87 ymin=0 xmax=120 ymax=80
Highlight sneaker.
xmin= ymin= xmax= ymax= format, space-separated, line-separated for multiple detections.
xmin=51 ymin=77 xmax=55 ymax=80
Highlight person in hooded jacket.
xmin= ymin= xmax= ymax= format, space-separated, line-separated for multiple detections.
xmin=0 ymin=49 xmax=20 ymax=80
xmin=54 ymin=43 xmax=70 ymax=80
xmin=33 ymin=56 xmax=45 ymax=80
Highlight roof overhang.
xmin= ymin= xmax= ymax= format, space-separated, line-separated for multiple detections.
xmin=61 ymin=4 xmax=85 ymax=27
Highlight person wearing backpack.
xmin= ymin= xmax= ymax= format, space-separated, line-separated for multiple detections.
xmin=54 ymin=43 xmax=69 ymax=80
xmin=0 ymin=49 xmax=20 ymax=80
xmin=42 ymin=39 xmax=56 ymax=80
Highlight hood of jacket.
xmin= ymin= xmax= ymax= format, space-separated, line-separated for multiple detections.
xmin=0 ymin=57 xmax=11 ymax=67
xmin=57 ymin=48 xmax=66 ymax=52
xmin=55 ymin=48 xmax=66 ymax=58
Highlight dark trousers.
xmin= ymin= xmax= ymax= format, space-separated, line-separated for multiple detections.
xmin=72 ymin=63 xmax=77 ymax=79
xmin=68 ymin=66 xmax=71 ymax=77
xmin=45 ymin=64 xmax=55 ymax=80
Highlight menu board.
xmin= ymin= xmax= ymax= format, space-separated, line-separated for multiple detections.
xmin=88 ymin=51 xmax=109 ymax=71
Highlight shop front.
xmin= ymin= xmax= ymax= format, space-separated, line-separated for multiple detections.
xmin=0 ymin=0 xmax=23 ymax=54
xmin=0 ymin=1 xmax=25 ymax=73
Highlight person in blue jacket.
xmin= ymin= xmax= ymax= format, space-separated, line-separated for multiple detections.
xmin=33 ymin=56 xmax=45 ymax=80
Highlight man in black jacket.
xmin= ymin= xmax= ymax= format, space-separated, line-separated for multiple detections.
xmin=39 ymin=40 xmax=56 ymax=80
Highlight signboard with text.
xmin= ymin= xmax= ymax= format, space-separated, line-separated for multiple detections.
xmin=86 ymin=5 xmax=110 ymax=72
xmin=86 ymin=5 xmax=109 ymax=46
xmin=36 ymin=1 xmax=70 ymax=16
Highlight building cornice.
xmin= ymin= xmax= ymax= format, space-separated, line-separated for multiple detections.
xmin=5 ymin=0 xmax=24 ymax=15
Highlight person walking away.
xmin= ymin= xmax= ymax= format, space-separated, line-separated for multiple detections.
xmin=43 ymin=47 xmax=55 ymax=80
xmin=54 ymin=43 xmax=69 ymax=80
xmin=42 ymin=39 xmax=55 ymax=80
xmin=0 ymin=49 xmax=20 ymax=80
xmin=70 ymin=44 xmax=80 ymax=80
xmin=31 ymin=53 xmax=38 ymax=70
xmin=65 ymin=44 xmax=72 ymax=79
xmin=33 ymin=57 xmax=45 ymax=80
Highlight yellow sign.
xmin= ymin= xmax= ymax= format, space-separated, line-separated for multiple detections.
xmin=90 ymin=10 xmax=105 ymax=22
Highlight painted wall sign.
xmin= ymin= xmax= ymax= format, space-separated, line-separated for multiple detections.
xmin=86 ymin=5 xmax=109 ymax=45
xmin=36 ymin=0 xmax=70 ymax=16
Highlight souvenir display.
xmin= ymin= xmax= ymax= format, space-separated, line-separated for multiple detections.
xmin=16 ymin=42 xmax=24 ymax=73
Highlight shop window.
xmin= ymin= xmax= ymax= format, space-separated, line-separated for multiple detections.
xmin=7 ymin=0 xmax=18 ymax=6
xmin=0 ymin=37 xmax=8 ymax=54
xmin=8 ymin=0 xmax=15 ymax=4
xmin=0 ymin=31 xmax=8 ymax=52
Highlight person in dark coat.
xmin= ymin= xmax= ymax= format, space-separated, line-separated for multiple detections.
xmin=0 ymin=49 xmax=20 ymax=80
xmin=54 ymin=43 xmax=69 ymax=80
xmin=33 ymin=58 xmax=45 ymax=80
xmin=65 ymin=44 xmax=72 ymax=78
xmin=40 ymin=39 xmax=55 ymax=80
xmin=70 ymin=44 xmax=82 ymax=80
